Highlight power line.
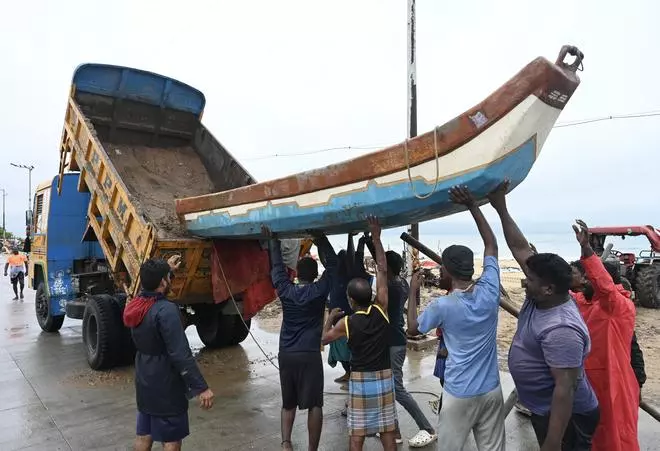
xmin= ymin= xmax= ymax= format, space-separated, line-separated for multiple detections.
xmin=553 ymin=110 xmax=660 ymax=128
xmin=243 ymin=144 xmax=386 ymax=161
xmin=242 ymin=109 xmax=660 ymax=161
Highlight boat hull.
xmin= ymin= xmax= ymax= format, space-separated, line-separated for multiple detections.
xmin=184 ymin=94 xmax=555 ymax=238
xmin=177 ymin=47 xmax=583 ymax=238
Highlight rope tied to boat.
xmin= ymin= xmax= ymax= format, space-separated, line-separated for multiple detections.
xmin=404 ymin=126 xmax=441 ymax=200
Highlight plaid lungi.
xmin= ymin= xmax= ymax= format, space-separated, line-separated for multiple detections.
xmin=348 ymin=369 xmax=397 ymax=436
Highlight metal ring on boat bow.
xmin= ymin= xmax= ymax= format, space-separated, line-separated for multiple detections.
xmin=555 ymin=45 xmax=584 ymax=72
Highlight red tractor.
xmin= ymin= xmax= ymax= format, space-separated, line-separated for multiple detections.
xmin=588 ymin=225 xmax=660 ymax=308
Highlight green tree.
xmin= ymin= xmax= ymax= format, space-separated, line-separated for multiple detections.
xmin=0 ymin=227 xmax=15 ymax=240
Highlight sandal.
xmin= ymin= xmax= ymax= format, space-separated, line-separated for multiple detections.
xmin=408 ymin=430 xmax=438 ymax=448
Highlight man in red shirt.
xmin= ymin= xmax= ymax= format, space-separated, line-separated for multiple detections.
xmin=570 ymin=220 xmax=639 ymax=451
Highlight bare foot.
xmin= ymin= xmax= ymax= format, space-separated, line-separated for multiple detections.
xmin=334 ymin=373 xmax=350 ymax=383
xmin=281 ymin=440 xmax=293 ymax=450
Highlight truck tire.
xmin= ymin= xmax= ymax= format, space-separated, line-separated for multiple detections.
xmin=109 ymin=300 xmax=136 ymax=366
xmin=83 ymin=295 xmax=122 ymax=370
xmin=229 ymin=315 xmax=251 ymax=346
xmin=635 ymin=265 xmax=660 ymax=308
xmin=196 ymin=308 xmax=251 ymax=348
xmin=35 ymin=282 xmax=65 ymax=332
xmin=120 ymin=327 xmax=137 ymax=365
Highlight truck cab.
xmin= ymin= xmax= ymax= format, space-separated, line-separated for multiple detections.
xmin=29 ymin=173 xmax=108 ymax=331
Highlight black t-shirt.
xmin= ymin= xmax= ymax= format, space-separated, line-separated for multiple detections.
xmin=346 ymin=304 xmax=391 ymax=372
xmin=387 ymin=278 xmax=408 ymax=347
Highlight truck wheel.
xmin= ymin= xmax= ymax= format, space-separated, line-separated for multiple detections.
xmin=35 ymin=282 xmax=65 ymax=332
xmin=120 ymin=327 xmax=137 ymax=365
xmin=83 ymin=295 xmax=122 ymax=370
xmin=196 ymin=309 xmax=251 ymax=348
xmin=635 ymin=265 xmax=660 ymax=308
xmin=229 ymin=315 xmax=251 ymax=346
xmin=114 ymin=299 xmax=136 ymax=365
xmin=109 ymin=300 xmax=136 ymax=366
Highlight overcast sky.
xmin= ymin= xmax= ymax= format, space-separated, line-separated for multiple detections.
xmin=1 ymin=0 xmax=658 ymax=236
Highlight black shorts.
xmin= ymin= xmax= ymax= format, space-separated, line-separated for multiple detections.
xmin=278 ymin=351 xmax=323 ymax=410
xmin=10 ymin=272 xmax=25 ymax=285
xmin=136 ymin=411 xmax=189 ymax=443
xmin=531 ymin=407 xmax=600 ymax=451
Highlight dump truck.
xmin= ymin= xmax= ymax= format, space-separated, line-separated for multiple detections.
xmin=28 ymin=64 xmax=293 ymax=370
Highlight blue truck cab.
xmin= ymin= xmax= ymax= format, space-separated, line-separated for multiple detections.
xmin=29 ymin=173 xmax=106 ymax=331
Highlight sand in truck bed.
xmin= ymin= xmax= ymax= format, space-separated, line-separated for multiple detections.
xmin=104 ymin=144 xmax=215 ymax=238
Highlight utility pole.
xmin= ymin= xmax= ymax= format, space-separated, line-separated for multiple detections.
xmin=10 ymin=163 xmax=35 ymax=231
xmin=0 ymin=188 xmax=6 ymax=243
xmin=405 ymin=0 xmax=419 ymax=278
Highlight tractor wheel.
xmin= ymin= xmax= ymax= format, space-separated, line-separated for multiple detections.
xmin=195 ymin=307 xmax=251 ymax=348
xmin=635 ymin=265 xmax=660 ymax=309
xmin=82 ymin=295 xmax=122 ymax=370
xmin=35 ymin=282 xmax=65 ymax=332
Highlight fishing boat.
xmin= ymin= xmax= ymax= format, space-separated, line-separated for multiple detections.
xmin=176 ymin=45 xmax=584 ymax=238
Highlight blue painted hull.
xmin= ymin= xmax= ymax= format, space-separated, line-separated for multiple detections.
xmin=185 ymin=137 xmax=536 ymax=238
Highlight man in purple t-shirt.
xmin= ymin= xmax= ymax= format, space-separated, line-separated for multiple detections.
xmin=488 ymin=181 xmax=599 ymax=451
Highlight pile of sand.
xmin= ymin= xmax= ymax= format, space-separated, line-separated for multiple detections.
xmin=104 ymin=144 xmax=216 ymax=238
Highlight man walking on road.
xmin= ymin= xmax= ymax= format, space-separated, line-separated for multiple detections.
xmin=124 ymin=256 xmax=214 ymax=451
xmin=4 ymin=249 xmax=28 ymax=300
xmin=264 ymin=227 xmax=337 ymax=451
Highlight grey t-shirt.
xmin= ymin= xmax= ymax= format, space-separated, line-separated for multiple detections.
xmin=508 ymin=297 xmax=598 ymax=415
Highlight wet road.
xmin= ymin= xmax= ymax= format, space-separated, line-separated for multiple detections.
xmin=0 ymin=261 xmax=658 ymax=450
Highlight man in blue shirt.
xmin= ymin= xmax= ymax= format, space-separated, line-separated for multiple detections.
xmin=407 ymin=185 xmax=505 ymax=451
xmin=264 ymin=227 xmax=337 ymax=451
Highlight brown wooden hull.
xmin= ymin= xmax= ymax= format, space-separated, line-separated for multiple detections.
xmin=177 ymin=47 xmax=581 ymax=218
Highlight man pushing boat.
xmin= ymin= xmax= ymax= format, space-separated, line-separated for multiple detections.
xmin=407 ymin=185 xmax=505 ymax=451
xmin=322 ymin=217 xmax=398 ymax=451
xmin=264 ymin=226 xmax=338 ymax=451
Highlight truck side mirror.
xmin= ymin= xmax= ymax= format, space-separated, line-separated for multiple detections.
xmin=25 ymin=210 xmax=33 ymax=227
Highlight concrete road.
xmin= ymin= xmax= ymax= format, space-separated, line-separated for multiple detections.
xmin=0 ymin=263 xmax=658 ymax=450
